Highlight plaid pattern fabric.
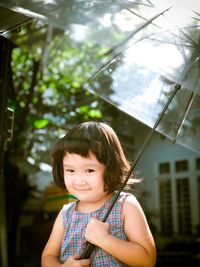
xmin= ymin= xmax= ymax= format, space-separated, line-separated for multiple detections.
xmin=60 ymin=192 xmax=130 ymax=266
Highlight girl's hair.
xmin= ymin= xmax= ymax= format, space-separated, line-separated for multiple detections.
xmin=50 ymin=121 xmax=131 ymax=193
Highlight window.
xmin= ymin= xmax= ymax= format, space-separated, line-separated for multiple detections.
xmin=176 ymin=178 xmax=191 ymax=235
xmin=175 ymin=160 xmax=188 ymax=172
xmin=196 ymin=158 xmax=200 ymax=170
xmin=159 ymin=162 xmax=170 ymax=174
xmin=157 ymin=158 xmax=199 ymax=236
xmin=160 ymin=179 xmax=173 ymax=235
xmin=198 ymin=176 xmax=200 ymax=225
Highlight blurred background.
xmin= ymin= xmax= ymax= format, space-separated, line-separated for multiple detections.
xmin=0 ymin=1 xmax=200 ymax=266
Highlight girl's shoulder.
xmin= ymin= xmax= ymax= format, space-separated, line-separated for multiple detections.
xmin=122 ymin=192 xmax=144 ymax=216
xmin=123 ymin=192 xmax=141 ymax=206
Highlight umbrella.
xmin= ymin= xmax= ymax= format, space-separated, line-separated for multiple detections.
xmin=1 ymin=0 xmax=200 ymax=260
xmin=0 ymin=0 xmax=199 ymax=154
xmin=84 ymin=4 xmax=200 ymax=155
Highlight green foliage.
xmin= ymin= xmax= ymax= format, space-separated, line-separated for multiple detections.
xmin=8 ymin=20 xmax=112 ymax=168
xmin=34 ymin=119 xmax=49 ymax=129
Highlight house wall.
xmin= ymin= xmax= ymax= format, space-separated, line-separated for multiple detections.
xmin=132 ymin=124 xmax=200 ymax=240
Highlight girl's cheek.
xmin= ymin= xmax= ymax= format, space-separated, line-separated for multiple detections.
xmin=64 ymin=176 xmax=73 ymax=186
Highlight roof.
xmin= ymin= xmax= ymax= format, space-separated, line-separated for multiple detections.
xmin=0 ymin=6 xmax=31 ymax=35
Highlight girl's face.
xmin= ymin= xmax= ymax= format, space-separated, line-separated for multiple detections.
xmin=63 ymin=152 xmax=107 ymax=207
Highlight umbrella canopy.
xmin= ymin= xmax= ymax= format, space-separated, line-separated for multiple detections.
xmin=0 ymin=0 xmax=200 ymax=154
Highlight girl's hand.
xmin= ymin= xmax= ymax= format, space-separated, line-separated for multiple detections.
xmin=62 ymin=254 xmax=91 ymax=266
xmin=85 ymin=218 xmax=110 ymax=246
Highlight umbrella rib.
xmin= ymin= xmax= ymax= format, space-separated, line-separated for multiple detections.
xmin=103 ymin=5 xmax=172 ymax=56
xmin=114 ymin=1 xmax=161 ymax=30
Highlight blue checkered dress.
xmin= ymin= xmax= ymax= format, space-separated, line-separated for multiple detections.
xmin=60 ymin=192 xmax=130 ymax=266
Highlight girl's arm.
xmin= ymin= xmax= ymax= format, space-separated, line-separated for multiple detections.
xmin=41 ymin=211 xmax=65 ymax=266
xmin=41 ymin=211 xmax=91 ymax=267
xmin=85 ymin=194 xmax=156 ymax=267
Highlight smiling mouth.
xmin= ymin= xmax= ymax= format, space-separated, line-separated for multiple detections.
xmin=74 ymin=187 xmax=90 ymax=191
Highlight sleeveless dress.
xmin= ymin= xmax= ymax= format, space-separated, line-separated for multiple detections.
xmin=60 ymin=192 xmax=130 ymax=266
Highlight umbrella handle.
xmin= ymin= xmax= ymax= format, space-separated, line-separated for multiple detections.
xmin=79 ymin=242 xmax=94 ymax=260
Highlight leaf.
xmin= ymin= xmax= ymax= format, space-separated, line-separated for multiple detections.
xmin=34 ymin=119 xmax=49 ymax=129
xmin=88 ymin=109 xmax=102 ymax=118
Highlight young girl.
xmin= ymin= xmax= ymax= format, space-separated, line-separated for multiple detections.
xmin=41 ymin=121 xmax=156 ymax=267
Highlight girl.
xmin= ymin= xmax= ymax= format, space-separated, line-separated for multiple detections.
xmin=41 ymin=121 xmax=156 ymax=267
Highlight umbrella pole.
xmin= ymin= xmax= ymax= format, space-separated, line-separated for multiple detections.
xmin=80 ymin=83 xmax=181 ymax=259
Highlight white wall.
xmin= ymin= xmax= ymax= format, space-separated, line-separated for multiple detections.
xmin=133 ymin=126 xmax=199 ymax=235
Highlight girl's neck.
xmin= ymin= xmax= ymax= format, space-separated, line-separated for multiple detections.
xmin=76 ymin=192 xmax=114 ymax=213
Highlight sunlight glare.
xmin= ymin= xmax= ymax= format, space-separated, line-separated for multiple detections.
xmin=126 ymin=42 xmax=184 ymax=79
xmin=154 ymin=0 xmax=200 ymax=27
xmin=68 ymin=24 xmax=89 ymax=42
xmin=114 ymin=9 xmax=139 ymax=31
xmin=98 ymin=13 xmax=112 ymax=27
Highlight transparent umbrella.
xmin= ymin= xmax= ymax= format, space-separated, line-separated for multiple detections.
xmin=83 ymin=2 xmax=200 ymax=155
xmin=86 ymin=32 xmax=200 ymax=154
xmin=0 ymin=0 xmax=199 ymax=154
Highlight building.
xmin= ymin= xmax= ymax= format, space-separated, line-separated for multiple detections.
xmin=133 ymin=123 xmax=200 ymax=250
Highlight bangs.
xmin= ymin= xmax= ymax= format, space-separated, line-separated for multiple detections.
xmin=61 ymin=139 xmax=91 ymax=157
xmin=57 ymin=138 xmax=104 ymax=163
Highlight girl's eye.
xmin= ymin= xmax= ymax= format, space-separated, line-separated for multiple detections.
xmin=66 ymin=169 xmax=74 ymax=173
xmin=86 ymin=169 xmax=95 ymax=173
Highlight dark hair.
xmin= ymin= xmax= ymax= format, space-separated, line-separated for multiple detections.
xmin=50 ymin=121 xmax=131 ymax=193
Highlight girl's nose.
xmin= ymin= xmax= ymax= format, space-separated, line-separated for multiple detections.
xmin=74 ymin=174 xmax=86 ymax=185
